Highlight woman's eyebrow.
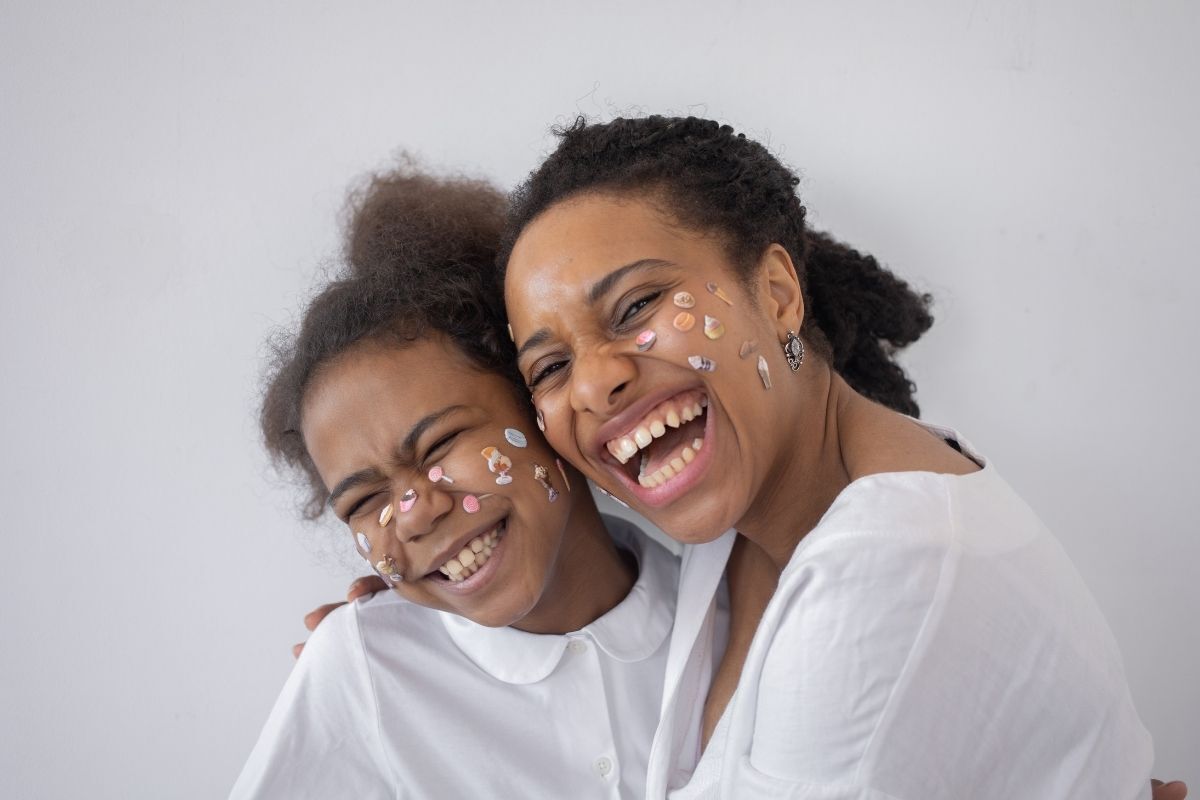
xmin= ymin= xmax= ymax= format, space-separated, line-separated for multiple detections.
xmin=516 ymin=258 xmax=676 ymax=359
xmin=325 ymin=404 xmax=469 ymax=509
xmin=585 ymin=258 xmax=675 ymax=305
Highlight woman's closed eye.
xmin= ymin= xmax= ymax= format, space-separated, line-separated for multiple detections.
xmin=529 ymin=358 xmax=569 ymax=389
xmin=616 ymin=290 xmax=662 ymax=329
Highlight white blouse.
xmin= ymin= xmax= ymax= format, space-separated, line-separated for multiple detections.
xmin=650 ymin=424 xmax=1154 ymax=800
xmin=230 ymin=518 xmax=677 ymax=800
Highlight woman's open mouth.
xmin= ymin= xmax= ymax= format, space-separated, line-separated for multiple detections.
xmin=601 ymin=388 xmax=714 ymax=506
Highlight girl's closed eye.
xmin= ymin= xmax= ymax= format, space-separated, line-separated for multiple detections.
xmin=344 ymin=493 xmax=379 ymax=523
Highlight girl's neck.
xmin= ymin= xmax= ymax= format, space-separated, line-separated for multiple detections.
xmin=512 ymin=497 xmax=637 ymax=635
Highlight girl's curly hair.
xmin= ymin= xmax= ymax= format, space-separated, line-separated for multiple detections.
xmin=260 ymin=166 xmax=519 ymax=519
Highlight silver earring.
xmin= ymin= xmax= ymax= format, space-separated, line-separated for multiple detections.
xmin=782 ymin=330 xmax=805 ymax=371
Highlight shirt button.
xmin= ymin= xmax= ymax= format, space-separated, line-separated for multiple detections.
xmin=593 ymin=756 xmax=613 ymax=778
xmin=568 ymin=640 xmax=587 ymax=654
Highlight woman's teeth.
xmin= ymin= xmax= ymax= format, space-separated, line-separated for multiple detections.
xmin=638 ymin=437 xmax=704 ymax=488
xmin=437 ymin=526 xmax=502 ymax=583
xmin=606 ymin=394 xmax=708 ymax=464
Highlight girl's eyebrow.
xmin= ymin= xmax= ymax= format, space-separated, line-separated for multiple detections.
xmin=516 ymin=258 xmax=676 ymax=360
xmin=325 ymin=404 xmax=469 ymax=509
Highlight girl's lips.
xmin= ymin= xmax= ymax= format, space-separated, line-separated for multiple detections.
xmin=605 ymin=398 xmax=717 ymax=508
xmin=433 ymin=522 xmax=509 ymax=596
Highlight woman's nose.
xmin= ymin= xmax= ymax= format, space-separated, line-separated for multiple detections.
xmin=568 ymin=345 xmax=637 ymax=416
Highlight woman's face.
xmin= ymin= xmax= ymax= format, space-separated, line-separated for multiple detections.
xmin=505 ymin=192 xmax=802 ymax=544
xmin=301 ymin=336 xmax=575 ymax=628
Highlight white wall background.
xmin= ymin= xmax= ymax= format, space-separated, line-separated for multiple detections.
xmin=2 ymin=1 xmax=1196 ymax=796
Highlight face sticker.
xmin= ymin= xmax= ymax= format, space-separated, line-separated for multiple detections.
xmin=378 ymin=503 xmax=394 ymax=527
xmin=462 ymin=494 xmax=481 ymax=514
xmin=481 ymin=447 xmax=514 ymax=485
xmin=375 ymin=555 xmax=403 ymax=583
xmin=504 ymin=428 xmax=528 ymax=448
xmin=355 ymin=531 xmax=371 ymax=554
xmin=757 ymin=354 xmax=772 ymax=390
xmin=506 ymin=323 xmax=515 ymax=342
xmin=688 ymin=355 xmax=716 ymax=372
xmin=555 ymin=458 xmax=572 ymax=493
xmin=636 ymin=330 xmax=657 ymax=351
xmin=706 ymin=281 xmax=734 ymax=306
xmin=536 ymin=408 xmax=546 ymax=432
xmin=673 ymin=312 xmax=696 ymax=332
xmin=672 ymin=291 xmax=696 ymax=309
xmin=398 ymin=488 xmax=418 ymax=513
xmin=427 ymin=465 xmax=454 ymax=484
xmin=703 ymin=315 xmax=725 ymax=340
xmin=533 ymin=464 xmax=559 ymax=503
xmin=597 ymin=485 xmax=630 ymax=509
xmin=738 ymin=340 xmax=757 ymax=359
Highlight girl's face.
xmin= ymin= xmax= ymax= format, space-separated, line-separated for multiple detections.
xmin=505 ymin=193 xmax=804 ymax=544
xmin=301 ymin=336 xmax=575 ymax=628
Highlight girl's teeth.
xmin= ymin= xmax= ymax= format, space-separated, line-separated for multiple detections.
xmin=649 ymin=420 xmax=666 ymax=438
xmin=666 ymin=409 xmax=681 ymax=428
xmin=634 ymin=427 xmax=653 ymax=448
xmin=671 ymin=457 xmax=686 ymax=472
xmin=439 ymin=526 xmax=504 ymax=582
xmin=681 ymin=446 xmax=696 ymax=463
xmin=693 ymin=437 xmax=703 ymax=451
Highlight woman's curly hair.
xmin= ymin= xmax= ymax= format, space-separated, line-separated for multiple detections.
xmin=498 ymin=115 xmax=933 ymax=416
xmin=260 ymin=166 xmax=520 ymax=519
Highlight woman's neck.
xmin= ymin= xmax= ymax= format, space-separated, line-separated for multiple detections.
xmin=513 ymin=497 xmax=637 ymax=635
xmin=734 ymin=365 xmax=861 ymax=571
xmin=734 ymin=366 xmax=980 ymax=572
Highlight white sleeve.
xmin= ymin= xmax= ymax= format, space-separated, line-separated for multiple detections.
xmin=228 ymin=602 xmax=394 ymax=800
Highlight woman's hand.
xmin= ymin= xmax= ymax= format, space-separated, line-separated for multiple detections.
xmin=291 ymin=576 xmax=389 ymax=658
xmin=1153 ymin=779 xmax=1188 ymax=799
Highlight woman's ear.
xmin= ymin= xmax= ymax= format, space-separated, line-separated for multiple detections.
xmin=758 ymin=243 xmax=805 ymax=338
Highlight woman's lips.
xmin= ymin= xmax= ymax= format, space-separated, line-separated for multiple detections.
xmin=604 ymin=395 xmax=717 ymax=508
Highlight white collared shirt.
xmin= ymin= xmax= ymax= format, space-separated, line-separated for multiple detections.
xmin=650 ymin=424 xmax=1154 ymax=800
xmin=230 ymin=517 xmax=677 ymax=800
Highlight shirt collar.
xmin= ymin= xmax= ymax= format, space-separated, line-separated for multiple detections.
xmin=440 ymin=515 xmax=677 ymax=685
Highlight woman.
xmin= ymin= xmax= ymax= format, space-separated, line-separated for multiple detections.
xmin=497 ymin=115 xmax=1156 ymax=798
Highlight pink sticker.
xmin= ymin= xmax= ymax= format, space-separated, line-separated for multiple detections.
xmin=398 ymin=489 xmax=418 ymax=513
xmin=462 ymin=494 xmax=481 ymax=514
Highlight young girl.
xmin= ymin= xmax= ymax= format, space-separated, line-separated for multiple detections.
xmin=234 ymin=171 xmax=680 ymax=798
xmin=498 ymin=116 xmax=1156 ymax=798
